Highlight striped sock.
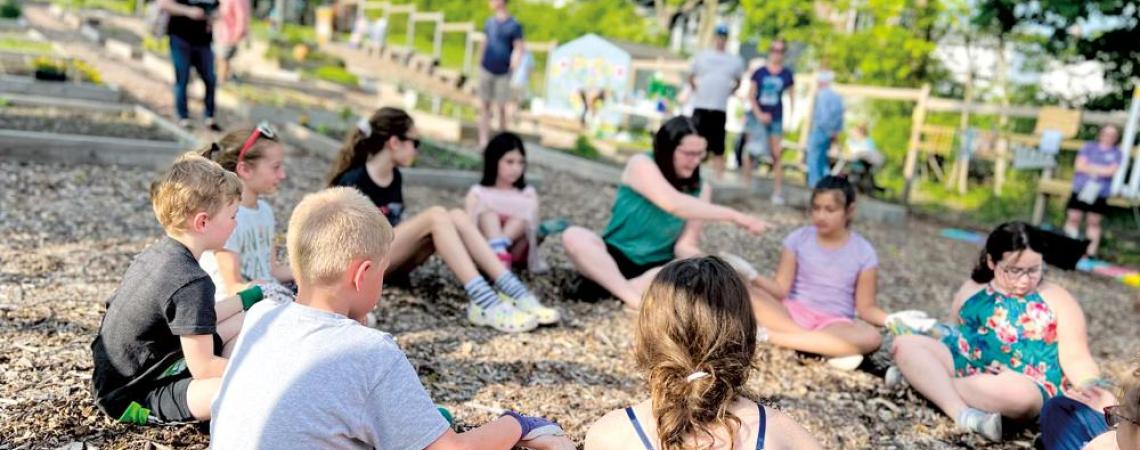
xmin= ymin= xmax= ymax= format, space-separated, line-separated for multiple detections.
xmin=463 ymin=277 xmax=501 ymax=309
xmin=494 ymin=272 xmax=531 ymax=300
xmin=489 ymin=237 xmax=511 ymax=254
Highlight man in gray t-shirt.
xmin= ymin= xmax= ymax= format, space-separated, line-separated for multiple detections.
xmin=689 ymin=24 xmax=745 ymax=181
xmin=211 ymin=300 xmax=450 ymax=449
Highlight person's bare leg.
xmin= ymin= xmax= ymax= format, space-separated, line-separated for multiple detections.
xmin=741 ymin=152 xmax=753 ymax=189
xmin=1064 ymin=209 xmax=1082 ymax=238
xmin=447 ymin=209 xmax=510 ymax=279
xmin=766 ymin=321 xmax=882 ymax=356
xmin=711 ymin=155 xmax=725 ymax=181
xmin=748 ymin=286 xmax=801 ymax=332
xmin=1086 ymin=212 xmax=1103 ymax=256
xmin=216 ymin=312 xmax=244 ymax=346
xmin=770 ymin=135 xmax=783 ymax=197
xmin=500 ymin=217 xmax=527 ymax=241
xmin=498 ymin=102 xmax=509 ymax=131
xmin=477 ymin=211 xmax=506 ymax=239
xmin=388 ymin=206 xmax=481 ymax=283
xmin=186 ymin=377 xmax=223 ymax=420
xmin=561 ymin=226 xmax=642 ymax=306
xmin=891 ymin=335 xmax=969 ymax=419
xmin=953 ymin=371 xmax=1044 ymax=419
xmin=218 ymin=58 xmax=230 ymax=84
xmin=479 ymin=99 xmax=493 ymax=148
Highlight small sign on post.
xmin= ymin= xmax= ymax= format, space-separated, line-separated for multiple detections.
xmin=1013 ymin=129 xmax=1062 ymax=170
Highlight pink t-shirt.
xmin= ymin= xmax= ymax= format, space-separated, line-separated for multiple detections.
xmin=784 ymin=226 xmax=878 ymax=318
xmin=216 ymin=0 xmax=250 ymax=46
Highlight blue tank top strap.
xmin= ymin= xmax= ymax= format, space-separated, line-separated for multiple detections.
xmin=626 ymin=407 xmax=655 ymax=450
xmin=756 ymin=403 xmax=767 ymax=450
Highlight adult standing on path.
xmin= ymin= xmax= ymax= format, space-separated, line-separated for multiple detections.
xmin=805 ymin=69 xmax=844 ymax=188
xmin=746 ymin=39 xmax=795 ymax=204
xmin=215 ymin=0 xmax=249 ymax=84
xmin=478 ymin=0 xmax=524 ymax=148
xmin=689 ymin=23 xmax=744 ymax=182
xmin=160 ymin=0 xmax=222 ymax=131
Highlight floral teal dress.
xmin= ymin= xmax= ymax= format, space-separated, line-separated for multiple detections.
xmin=940 ymin=285 xmax=1069 ymax=401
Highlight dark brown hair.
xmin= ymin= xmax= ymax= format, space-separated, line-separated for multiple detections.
xmin=197 ymin=128 xmax=278 ymax=173
xmin=326 ymin=107 xmax=415 ymax=186
xmin=480 ymin=132 xmax=527 ymax=189
xmin=635 ymin=256 xmax=757 ymax=450
xmin=971 ymin=221 xmax=1047 ymax=283
xmin=653 ymin=116 xmax=702 ymax=194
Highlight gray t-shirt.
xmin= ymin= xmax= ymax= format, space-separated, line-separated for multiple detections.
xmin=210 ymin=301 xmax=450 ymax=450
xmin=690 ymin=49 xmax=745 ymax=111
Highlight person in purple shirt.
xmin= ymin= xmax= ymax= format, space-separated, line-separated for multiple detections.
xmin=745 ymin=39 xmax=795 ymax=204
xmin=726 ymin=176 xmax=896 ymax=370
xmin=478 ymin=0 xmax=525 ymax=148
xmin=1064 ymin=124 xmax=1123 ymax=257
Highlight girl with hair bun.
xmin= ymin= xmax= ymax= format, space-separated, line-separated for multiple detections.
xmin=585 ymin=256 xmax=820 ymax=450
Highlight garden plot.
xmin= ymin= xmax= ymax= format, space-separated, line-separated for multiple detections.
xmin=0 ymin=94 xmax=195 ymax=168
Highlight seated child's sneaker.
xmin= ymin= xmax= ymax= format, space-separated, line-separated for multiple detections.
xmin=501 ymin=292 xmax=560 ymax=325
xmin=826 ymin=354 xmax=864 ymax=371
xmin=468 ymin=300 xmax=538 ymax=333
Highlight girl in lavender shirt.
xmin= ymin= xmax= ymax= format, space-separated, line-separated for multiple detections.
xmin=736 ymin=176 xmax=892 ymax=368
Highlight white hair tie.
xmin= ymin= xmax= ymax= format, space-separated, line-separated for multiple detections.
xmin=686 ymin=371 xmax=710 ymax=383
xmin=356 ymin=117 xmax=372 ymax=138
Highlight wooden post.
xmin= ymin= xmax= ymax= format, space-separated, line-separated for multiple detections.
xmin=955 ymin=77 xmax=973 ymax=195
xmin=902 ymin=83 xmax=932 ymax=206
xmin=798 ymin=73 xmax=818 ymax=166
xmin=993 ymin=37 xmax=1010 ymax=196
xmin=433 ymin=22 xmax=443 ymax=61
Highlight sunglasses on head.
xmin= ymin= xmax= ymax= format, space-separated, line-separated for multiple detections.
xmin=237 ymin=121 xmax=278 ymax=163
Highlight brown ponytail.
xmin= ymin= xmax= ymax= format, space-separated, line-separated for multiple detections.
xmin=326 ymin=107 xmax=414 ymax=186
xmin=635 ymin=257 xmax=757 ymax=450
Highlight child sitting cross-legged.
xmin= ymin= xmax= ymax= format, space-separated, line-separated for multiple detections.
xmin=90 ymin=154 xmax=270 ymax=425
xmin=210 ymin=187 xmax=575 ymax=450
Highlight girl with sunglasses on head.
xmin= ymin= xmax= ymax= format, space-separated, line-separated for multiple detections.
xmin=889 ymin=222 xmax=1104 ymax=442
xmin=199 ymin=123 xmax=293 ymax=300
xmin=466 ymin=132 xmax=550 ymax=273
xmin=585 ymin=257 xmax=821 ymax=450
xmin=562 ymin=116 xmax=769 ymax=309
xmin=328 ymin=107 xmax=558 ymax=333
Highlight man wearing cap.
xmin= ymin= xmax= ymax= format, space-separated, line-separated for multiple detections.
xmin=689 ymin=24 xmax=745 ymax=181
xmin=806 ymin=68 xmax=844 ymax=188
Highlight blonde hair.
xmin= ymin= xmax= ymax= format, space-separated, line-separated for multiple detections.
xmin=287 ymin=187 xmax=394 ymax=286
xmin=634 ymin=257 xmax=758 ymax=450
xmin=150 ymin=153 xmax=242 ymax=233
xmin=1123 ymin=359 xmax=1140 ymax=425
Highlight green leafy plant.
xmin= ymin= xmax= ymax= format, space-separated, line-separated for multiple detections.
xmin=142 ymin=36 xmax=170 ymax=57
xmin=0 ymin=0 xmax=21 ymax=19
xmin=571 ymin=135 xmax=601 ymax=160
xmin=305 ymin=65 xmax=359 ymax=87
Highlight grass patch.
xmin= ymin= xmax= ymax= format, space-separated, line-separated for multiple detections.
xmin=0 ymin=35 xmax=54 ymax=55
xmin=303 ymin=65 xmax=359 ymax=87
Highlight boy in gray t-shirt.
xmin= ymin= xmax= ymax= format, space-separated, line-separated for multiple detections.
xmin=211 ymin=188 xmax=574 ymax=450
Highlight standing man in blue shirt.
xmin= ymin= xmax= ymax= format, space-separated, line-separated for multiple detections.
xmin=806 ymin=69 xmax=844 ymax=188
xmin=478 ymin=0 xmax=525 ymax=148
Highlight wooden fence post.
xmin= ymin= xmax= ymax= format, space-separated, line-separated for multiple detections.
xmin=902 ymin=83 xmax=931 ymax=207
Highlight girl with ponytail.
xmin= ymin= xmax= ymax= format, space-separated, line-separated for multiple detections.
xmin=890 ymin=221 xmax=1103 ymax=442
xmin=585 ymin=256 xmax=820 ymax=450
xmin=328 ymin=107 xmax=559 ymax=333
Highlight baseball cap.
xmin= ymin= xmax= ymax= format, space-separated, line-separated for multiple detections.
xmin=715 ymin=24 xmax=729 ymax=36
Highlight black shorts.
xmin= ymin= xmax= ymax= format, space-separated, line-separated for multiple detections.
xmin=692 ymin=109 xmax=728 ymax=156
xmin=109 ymin=334 xmax=223 ymax=425
xmin=567 ymin=244 xmax=669 ymax=301
xmin=1066 ymin=194 xmax=1110 ymax=216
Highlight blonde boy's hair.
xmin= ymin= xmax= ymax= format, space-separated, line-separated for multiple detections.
xmin=150 ymin=153 xmax=243 ymax=233
xmin=288 ymin=187 xmax=394 ymax=286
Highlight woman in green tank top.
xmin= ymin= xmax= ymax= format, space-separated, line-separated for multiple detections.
xmin=562 ymin=116 xmax=769 ymax=308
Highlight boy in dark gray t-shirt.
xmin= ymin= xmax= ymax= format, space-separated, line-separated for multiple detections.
xmin=211 ymin=188 xmax=574 ymax=450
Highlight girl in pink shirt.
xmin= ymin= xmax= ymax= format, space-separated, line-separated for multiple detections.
xmin=466 ymin=132 xmax=549 ymax=272
xmin=215 ymin=0 xmax=249 ymax=82
xmin=732 ymin=176 xmax=893 ymax=369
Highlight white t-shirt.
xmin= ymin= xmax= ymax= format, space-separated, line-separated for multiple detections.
xmin=690 ymin=49 xmax=745 ymax=111
xmin=199 ymin=199 xmax=276 ymax=300
xmin=210 ymin=300 xmax=450 ymax=449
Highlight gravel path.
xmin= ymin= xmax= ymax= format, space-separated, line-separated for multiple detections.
xmin=5 ymin=6 xmax=1138 ymax=449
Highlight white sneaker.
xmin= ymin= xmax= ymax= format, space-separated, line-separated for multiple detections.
xmin=501 ymin=292 xmax=560 ymax=325
xmin=827 ymin=354 xmax=864 ymax=371
xmin=755 ymin=326 xmax=770 ymax=343
xmin=770 ymin=194 xmax=786 ymax=206
xmin=885 ymin=366 xmax=908 ymax=388
xmin=718 ymin=251 xmax=759 ymax=282
xmin=467 ymin=300 xmax=538 ymax=333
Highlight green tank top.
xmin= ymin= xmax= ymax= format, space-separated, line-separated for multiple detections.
xmin=602 ymin=184 xmax=696 ymax=266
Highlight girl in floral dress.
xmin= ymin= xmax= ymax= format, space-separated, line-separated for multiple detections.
xmin=890 ymin=222 xmax=1104 ymax=442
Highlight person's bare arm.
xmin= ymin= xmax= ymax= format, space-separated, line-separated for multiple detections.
xmin=510 ymin=38 xmax=525 ymax=72
xmin=948 ymin=279 xmax=983 ymax=323
xmin=214 ymin=250 xmax=249 ymax=297
xmin=766 ymin=407 xmax=823 ymax=450
xmin=424 ymin=416 xmax=573 ymax=450
xmin=750 ymin=80 xmax=763 ymax=120
xmin=159 ymin=0 xmax=205 ymax=19
xmin=623 ymin=155 xmax=761 ymax=232
xmin=673 ymin=184 xmax=711 ymax=259
xmin=854 ymin=268 xmax=887 ymax=326
xmin=269 ymin=245 xmax=293 ymax=283
xmin=754 ymin=248 xmax=796 ymax=299
xmin=180 ymin=334 xmax=227 ymax=379
xmin=1046 ymin=283 xmax=1101 ymax=386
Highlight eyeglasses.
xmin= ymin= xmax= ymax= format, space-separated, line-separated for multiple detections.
xmin=1105 ymin=406 xmax=1140 ymax=428
xmin=998 ymin=264 xmax=1044 ymax=280
xmin=770 ymin=48 xmax=785 ymax=54
xmin=237 ymin=121 xmax=278 ymax=163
